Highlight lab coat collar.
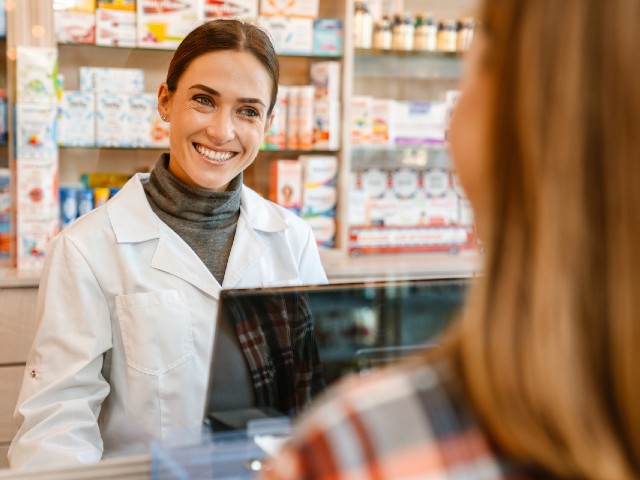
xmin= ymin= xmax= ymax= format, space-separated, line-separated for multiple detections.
xmin=240 ymin=186 xmax=289 ymax=233
xmin=107 ymin=173 xmax=159 ymax=243
xmin=106 ymin=173 xmax=293 ymax=293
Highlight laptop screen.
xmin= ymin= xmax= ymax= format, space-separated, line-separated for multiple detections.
xmin=204 ymin=277 xmax=470 ymax=431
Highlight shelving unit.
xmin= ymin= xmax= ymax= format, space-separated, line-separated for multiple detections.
xmin=3 ymin=0 xmax=482 ymax=281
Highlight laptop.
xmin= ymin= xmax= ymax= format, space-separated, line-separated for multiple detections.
xmin=203 ymin=277 xmax=470 ymax=432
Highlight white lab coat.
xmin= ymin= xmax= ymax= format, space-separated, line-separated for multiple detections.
xmin=8 ymin=173 xmax=327 ymax=469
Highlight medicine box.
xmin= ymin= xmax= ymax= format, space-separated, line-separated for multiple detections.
xmin=269 ymin=159 xmax=302 ymax=214
xmin=371 ymin=98 xmax=397 ymax=145
xmin=394 ymin=101 xmax=447 ymax=144
xmin=313 ymin=100 xmax=340 ymax=150
xmin=202 ymin=0 xmax=258 ymax=19
xmin=96 ymin=3 xmax=137 ymax=47
xmin=313 ymin=19 xmax=343 ymax=56
xmin=351 ymin=96 xmax=373 ymax=145
xmin=80 ymin=67 xmax=144 ymax=94
xmin=310 ymin=61 xmax=341 ymax=101
xmin=259 ymin=16 xmax=313 ymax=55
xmin=95 ymin=93 xmax=131 ymax=147
xmin=58 ymin=90 xmax=95 ymax=147
xmin=16 ymin=104 xmax=59 ymax=160
xmin=16 ymin=46 xmax=58 ymax=105
xmin=137 ymin=0 xmax=201 ymax=49
xmin=260 ymin=0 xmax=319 ymax=18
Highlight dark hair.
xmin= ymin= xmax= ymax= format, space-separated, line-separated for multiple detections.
xmin=166 ymin=19 xmax=280 ymax=115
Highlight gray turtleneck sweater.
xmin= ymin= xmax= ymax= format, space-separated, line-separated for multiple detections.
xmin=143 ymin=154 xmax=255 ymax=412
xmin=143 ymin=154 xmax=240 ymax=285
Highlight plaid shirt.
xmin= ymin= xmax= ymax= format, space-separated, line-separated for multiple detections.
xmin=264 ymin=362 xmax=545 ymax=480
xmin=226 ymin=291 xmax=325 ymax=415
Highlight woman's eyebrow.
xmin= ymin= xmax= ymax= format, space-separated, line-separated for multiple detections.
xmin=189 ymin=84 xmax=266 ymax=108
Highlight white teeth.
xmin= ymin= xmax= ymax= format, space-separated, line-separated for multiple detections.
xmin=195 ymin=144 xmax=234 ymax=162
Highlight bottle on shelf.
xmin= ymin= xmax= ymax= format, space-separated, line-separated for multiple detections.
xmin=414 ymin=13 xmax=438 ymax=52
xmin=456 ymin=17 xmax=475 ymax=52
xmin=354 ymin=0 xmax=373 ymax=49
xmin=391 ymin=12 xmax=410 ymax=51
xmin=437 ymin=19 xmax=458 ymax=52
xmin=373 ymin=15 xmax=392 ymax=50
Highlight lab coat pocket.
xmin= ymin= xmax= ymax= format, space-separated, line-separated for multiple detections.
xmin=116 ymin=290 xmax=195 ymax=375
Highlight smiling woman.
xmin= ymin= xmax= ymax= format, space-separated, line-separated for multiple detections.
xmin=7 ymin=19 xmax=328 ymax=470
xmin=158 ymin=50 xmax=274 ymax=191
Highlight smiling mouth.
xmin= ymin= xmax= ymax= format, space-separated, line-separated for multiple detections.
xmin=194 ymin=143 xmax=235 ymax=162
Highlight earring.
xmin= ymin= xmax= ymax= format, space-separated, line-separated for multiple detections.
xmin=160 ymin=114 xmax=168 ymax=121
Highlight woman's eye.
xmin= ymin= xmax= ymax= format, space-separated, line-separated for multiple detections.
xmin=194 ymin=95 xmax=213 ymax=107
xmin=239 ymin=107 xmax=260 ymax=118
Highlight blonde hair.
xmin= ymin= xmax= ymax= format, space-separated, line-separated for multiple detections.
xmin=451 ymin=0 xmax=640 ymax=477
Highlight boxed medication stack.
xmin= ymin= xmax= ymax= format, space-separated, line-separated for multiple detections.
xmin=96 ymin=0 xmax=137 ymax=47
xmin=269 ymin=160 xmax=302 ymax=214
xmin=15 ymin=46 xmax=60 ymax=269
xmin=310 ymin=61 xmax=341 ymax=150
xmin=54 ymin=0 xmax=96 ymax=44
xmin=79 ymin=67 xmax=157 ymax=148
xmin=301 ymin=155 xmax=338 ymax=248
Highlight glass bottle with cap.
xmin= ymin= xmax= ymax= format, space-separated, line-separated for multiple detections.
xmin=373 ymin=15 xmax=392 ymax=50
xmin=354 ymin=0 xmax=373 ymax=49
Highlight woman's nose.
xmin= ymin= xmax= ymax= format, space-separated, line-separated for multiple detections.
xmin=206 ymin=110 xmax=234 ymax=143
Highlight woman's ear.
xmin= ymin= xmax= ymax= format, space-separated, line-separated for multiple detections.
xmin=157 ymin=82 xmax=171 ymax=121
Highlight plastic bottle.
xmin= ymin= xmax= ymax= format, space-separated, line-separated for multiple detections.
xmin=391 ymin=13 xmax=405 ymax=50
xmin=354 ymin=1 xmax=373 ymax=49
xmin=373 ymin=15 xmax=392 ymax=50
xmin=414 ymin=14 xmax=429 ymax=51
xmin=401 ymin=13 xmax=414 ymax=51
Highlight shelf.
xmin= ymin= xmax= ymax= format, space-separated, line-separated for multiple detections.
xmin=353 ymin=51 xmax=463 ymax=80
xmin=59 ymin=42 xmax=342 ymax=59
xmin=355 ymin=48 xmax=463 ymax=59
xmin=320 ymin=249 xmax=479 ymax=282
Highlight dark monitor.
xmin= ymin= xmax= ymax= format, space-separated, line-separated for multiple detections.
xmin=204 ymin=277 xmax=470 ymax=431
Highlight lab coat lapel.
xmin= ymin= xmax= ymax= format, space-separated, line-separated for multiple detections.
xmin=222 ymin=212 xmax=267 ymax=289
xmin=107 ymin=173 xmax=220 ymax=299
xmin=222 ymin=187 xmax=289 ymax=289
xmin=151 ymin=228 xmax=221 ymax=299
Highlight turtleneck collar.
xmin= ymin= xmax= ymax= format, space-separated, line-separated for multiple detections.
xmin=143 ymin=153 xmax=242 ymax=224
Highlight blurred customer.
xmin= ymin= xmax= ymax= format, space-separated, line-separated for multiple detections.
xmin=264 ymin=0 xmax=640 ymax=478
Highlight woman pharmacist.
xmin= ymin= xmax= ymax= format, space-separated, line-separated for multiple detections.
xmin=8 ymin=19 xmax=327 ymax=469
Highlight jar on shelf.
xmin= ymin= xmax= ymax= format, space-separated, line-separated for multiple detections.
xmin=414 ymin=13 xmax=437 ymax=52
xmin=392 ymin=12 xmax=413 ymax=51
xmin=373 ymin=15 xmax=392 ymax=50
xmin=437 ymin=19 xmax=458 ymax=52
xmin=456 ymin=17 xmax=475 ymax=51
xmin=354 ymin=0 xmax=373 ymax=49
